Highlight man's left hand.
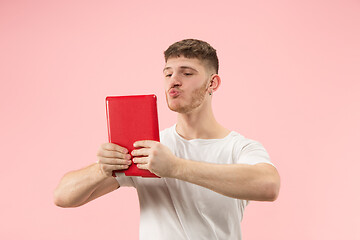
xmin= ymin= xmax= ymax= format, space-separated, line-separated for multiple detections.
xmin=132 ymin=140 xmax=180 ymax=178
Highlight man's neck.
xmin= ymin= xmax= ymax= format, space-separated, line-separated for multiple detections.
xmin=175 ymin=104 xmax=230 ymax=140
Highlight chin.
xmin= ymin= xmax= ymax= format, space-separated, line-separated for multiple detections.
xmin=166 ymin=95 xmax=180 ymax=111
xmin=165 ymin=93 xmax=199 ymax=114
xmin=168 ymin=103 xmax=198 ymax=114
xmin=166 ymin=100 xmax=187 ymax=113
xmin=167 ymin=102 xmax=183 ymax=113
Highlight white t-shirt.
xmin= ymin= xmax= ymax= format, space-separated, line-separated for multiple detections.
xmin=115 ymin=124 xmax=274 ymax=240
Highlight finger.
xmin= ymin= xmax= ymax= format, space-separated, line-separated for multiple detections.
xmin=114 ymin=164 xmax=130 ymax=170
xmin=98 ymin=157 xmax=132 ymax=165
xmin=136 ymin=163 xmax=149 ymax=170
xmin=102 ymin=163 xmax=130 ymax=172
xmin=133 ymin=157 xmax=148 ymax=164
xmin=99 ymin=150 xmax=131 ymax=159
xmin=131 ymin=148 xmax=151 ymax=157
xmin=133 ymin=140 xmax=157 ymax=148
xmin=101 ymin=142 xmax=128 ymax=153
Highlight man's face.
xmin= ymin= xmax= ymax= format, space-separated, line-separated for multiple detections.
xmin=163 ymin=56 xmax=213 ymax=114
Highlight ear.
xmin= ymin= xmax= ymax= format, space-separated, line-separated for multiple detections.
xmin=209 ymin=74 xmax=221 ymax=93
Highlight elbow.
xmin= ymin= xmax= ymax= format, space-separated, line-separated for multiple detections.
xmin=265 ymin=183 xmax=279 ymax=202
xmin=53 ymin=188 xmax=75 ymax=208
xmin=263 ymin=177 xmax=280 ymax=202
xmin=261 ymin=166 xmax=281 ymax=202
xmin=53 ymin=188 xmax=67 ymax=208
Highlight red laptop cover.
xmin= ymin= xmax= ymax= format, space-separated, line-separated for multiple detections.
xmin=106 ymin=94 xmax=160 ymax=178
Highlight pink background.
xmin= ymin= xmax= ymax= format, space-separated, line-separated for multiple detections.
xmin=1 ymin=0 xmax=359 ymax=239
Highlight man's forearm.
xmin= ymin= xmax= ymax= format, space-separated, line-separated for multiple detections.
xmin=173 ymin=158 xmax=280 ymax=201
xmin=53 ymin=163 xmax=110 ymax=207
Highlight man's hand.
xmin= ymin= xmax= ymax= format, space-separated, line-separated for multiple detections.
xmin=96 ymin=143 xmax=132 ymax=177
xmin=132 ymin=141 xmax=179 ymax=178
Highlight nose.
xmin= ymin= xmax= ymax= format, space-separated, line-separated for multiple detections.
xmin=169 ymin=73 xmax=182 ymax=88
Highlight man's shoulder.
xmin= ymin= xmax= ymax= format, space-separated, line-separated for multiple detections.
xmin=225 ymin=130 xmax=250 ymax=145
xmin=226 ymin=130 xmax=268 ymax=152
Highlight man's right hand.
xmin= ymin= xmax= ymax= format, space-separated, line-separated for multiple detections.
xmin=96 ymin=143 xmax=132 ymax=177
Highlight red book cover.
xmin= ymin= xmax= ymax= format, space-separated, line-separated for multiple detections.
xmin=106 ymin=94 xmax=160 ymax=177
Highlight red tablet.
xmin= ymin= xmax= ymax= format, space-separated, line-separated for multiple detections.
xmin=106 ymin=94 xmax=160 ymax=178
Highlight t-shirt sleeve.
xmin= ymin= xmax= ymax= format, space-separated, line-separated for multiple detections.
xmin=235 ymin=140 xmax=275 ymax=167
xmin=114 ymin=172 xmax=135 ymax=187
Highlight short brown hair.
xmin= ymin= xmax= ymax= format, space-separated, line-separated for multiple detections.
xmin=164 ymin=39 xmax=219 ymax=74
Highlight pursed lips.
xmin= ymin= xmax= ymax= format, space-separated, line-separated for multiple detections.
xmin=169 ymin=88 xmax=181 ymax=97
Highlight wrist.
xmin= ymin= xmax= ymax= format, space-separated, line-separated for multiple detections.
xmin=171 ymin=157 xmax=187 ymax=179
xmin=94 ymin=162 xmax=110 ymax=179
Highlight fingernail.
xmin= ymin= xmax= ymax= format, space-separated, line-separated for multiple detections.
xmin=127 ymin=160 xmax=132 ymax=165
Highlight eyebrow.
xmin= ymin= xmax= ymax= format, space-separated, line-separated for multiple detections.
xmin=163 ymin=66 xmax=199 ymax=73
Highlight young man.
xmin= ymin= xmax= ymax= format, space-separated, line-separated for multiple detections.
xmin=54 ymin=39 xmax=280 ymax=239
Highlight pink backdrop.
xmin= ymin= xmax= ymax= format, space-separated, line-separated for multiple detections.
xmin=1 ymin=0 xmax=359 ymax=239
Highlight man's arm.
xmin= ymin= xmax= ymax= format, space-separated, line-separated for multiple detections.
xmin=173 ymin=161 xmax=279 ymax=201
xmin=53 ymin=143 xmax=132 ymax=208
xmin=132 ymin=141 xmax=280 ymax=201
xmin=53 ymin=163 xmax=118 ymax=207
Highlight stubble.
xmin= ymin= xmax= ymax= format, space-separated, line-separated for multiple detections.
xmin=166 ymin=79 xmax=209 ymax=114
